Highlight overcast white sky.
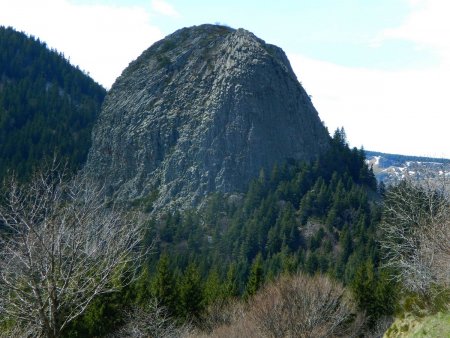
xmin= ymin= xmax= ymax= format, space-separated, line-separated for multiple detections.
xmin=0 ymin=0 xmax=449 ymax=158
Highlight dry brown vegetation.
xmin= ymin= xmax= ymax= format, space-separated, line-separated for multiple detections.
xmin=195 ymin=273 xmax=363 ymax=338
xmin=108 ymin=299 xmax=193 ymax=338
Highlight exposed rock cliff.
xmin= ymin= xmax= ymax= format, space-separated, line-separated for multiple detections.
xmin=85 ymin=24 xmax=330 ymax=210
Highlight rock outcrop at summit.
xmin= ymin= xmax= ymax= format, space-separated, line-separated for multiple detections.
xmin=85 ymin=24 xmax=330 ymax=210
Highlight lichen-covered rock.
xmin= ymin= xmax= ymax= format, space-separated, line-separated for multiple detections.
xmin=84 ymin=24 xmax=330 ymax=210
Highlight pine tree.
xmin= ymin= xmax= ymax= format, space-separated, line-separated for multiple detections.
xmin=339 ymin=225 xmax=352 ymax=264
xmin=305 ymin=252 xmax=319 ymax=275
xmin=178 ymin=262 xmax=204 ymax=319
xmin=223 ymin=263 xmax=239 ymax=298
xmin=203 ymin=267 xmax=223 ymax=306
xmin=244 ymin=253 xmax=264 ymax=298
xmin=151 ymin=254 xmax=175 ymax=312
xmin=134 ymin=265 xmax=152 ymax=306
xmin=351 ymin=261 xmax=397 ymax=327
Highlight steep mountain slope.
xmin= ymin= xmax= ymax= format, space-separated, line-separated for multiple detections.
xmin=85 ymin=24 xmax=330 ymax=210
xmin=0 ymin=26 xmax=106 ymax=180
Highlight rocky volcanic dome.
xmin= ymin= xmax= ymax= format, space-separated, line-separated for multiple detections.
xmin=85 ymin=24 xmax=330 ymax=210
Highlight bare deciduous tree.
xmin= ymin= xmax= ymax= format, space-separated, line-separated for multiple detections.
xmin=0 ymin=163 xmax=146 ymax=337
xmin=108 ymin=299 xmax=193 ymax=338
xmin=379 ymin=177 xmax=450 ymax=295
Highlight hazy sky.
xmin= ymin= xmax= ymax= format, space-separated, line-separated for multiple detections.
xmin=1 ymin=0 xmax=449 ymax=158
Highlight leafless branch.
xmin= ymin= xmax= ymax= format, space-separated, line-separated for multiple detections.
xmin=0 ymin=162 xmax=147 ymax=337
xmin=247 ymin=273 xmax=362 ymax=338
xmin=201 ymin=273 xmax=363 ymax=338
xmin=108 ymin=299 xmax=193 ymax=338
xmin=379 ymin=176 xmax=450 ymax=296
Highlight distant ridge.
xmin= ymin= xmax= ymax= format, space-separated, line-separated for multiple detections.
xmin=365 ymin=150 xmax=450 ymax=184
xmin=366 ymin=151 xmax=450 ymax=164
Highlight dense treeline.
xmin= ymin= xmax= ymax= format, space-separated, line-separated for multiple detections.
xmin=0 ymin=26 xmax=106 ymax=181
xmin=153 ymin=129 xmax=394 ymax=317
xmin=147 ymin=128 xmax=382 ymax=285
xmin=64 ymin=129 xmax=397 ymax=336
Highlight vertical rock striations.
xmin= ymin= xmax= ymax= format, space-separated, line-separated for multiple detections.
xmin=85 ymin=24 xmax=330 ymax=210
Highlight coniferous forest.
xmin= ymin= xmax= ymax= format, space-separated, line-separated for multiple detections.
xmin=0 ymin=26 xmax=448 ymax=338
xmin=61 ymin=130 xmax=400 ymax=337
xmin=0 ymin=26 xmax=106 ymax=181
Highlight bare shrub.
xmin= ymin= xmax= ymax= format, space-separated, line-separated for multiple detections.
xmin=0 ymin=162 xmax=146 ymax=337
xmin=199 ymin=298 xmax=245 ymax=333
xmin=201 ymin=317 xmax=259 ymax=338
xmin=108 ymin=299 xmax=192 ymax=338
xmin=247 ymin=273 xmax=362 ymax=338
xmin=192 ymin=309 xmax=259 ymax=338
xmin=203 ymin=273 xmax=362 ymax=338
xmin=195 ymin=293 xmax=267 ymax=337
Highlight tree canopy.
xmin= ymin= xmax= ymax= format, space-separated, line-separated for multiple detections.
xmin=0 ymin=26 xmax=106 ymax=181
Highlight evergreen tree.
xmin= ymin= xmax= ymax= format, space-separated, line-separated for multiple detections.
xmin=339 ymin=225 xmax=353 ymax=264
xmin=305 ymin=252 xmax=319 ymax=275
xmin=203 ymin=267 xmax=223 ymax=306
xmin=178 ymin=262 xmax=204 ymax=320
xmin=245 ymin=253 xmax=264 ymax=298
xmin=351 ymin=261 xmax=397 ymax=327
xmin=134 ymin=265 xmax=152 ymax=306
xmin=151 ymin=254 xmax=175 ymax=312
xmin=223 ymin=263 xmax=239 ymax=298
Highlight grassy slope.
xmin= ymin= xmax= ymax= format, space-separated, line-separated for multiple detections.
xmin=384 ymin=311 xmax=450 ymax=337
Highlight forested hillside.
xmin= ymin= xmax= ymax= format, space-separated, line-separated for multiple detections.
xmin=0 ymin=26 xmax=106 ymax=181
xmin=145 ymin=128 xmax=380 ymax=291
xmin=141 ymin=129 xmax=393 ymax=320
xmin=61 ymin=129 xmax=400 ymax=337
xmin=2 ymin=126 xmax=446 ymax=337
xmin=0 ymin=24 xmax=447 ymax=337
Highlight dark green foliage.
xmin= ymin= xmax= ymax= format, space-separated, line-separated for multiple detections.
xmin=177 ymin=262 xmax=204 ymax=320
xmin=203 ymin=268 xmax=221 ymax=304
xmin=223 ymin=263 xmax=239 ymax=298
xmin=138 ymin=129 xmax=389 ymax=323
xmin=0 ymin=26 xmax=105 ymax=181
xmin=351 ymin=261 xmax=398 ymax=327
xmin=65 ymin=293 xmax=124 ymax=337
xmin=244 ymin=253 xmax=264 ymax=298
xmin=151 ymin=254 xmax=176 ymax=311
xmin=45 ymin=128 xmax=396 ymax=335
xmin=63 ymin=279 xmax=135 ymax=337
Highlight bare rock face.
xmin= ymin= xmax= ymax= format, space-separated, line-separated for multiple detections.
xmin=85 ymin=24 xmax=330 ymax=210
